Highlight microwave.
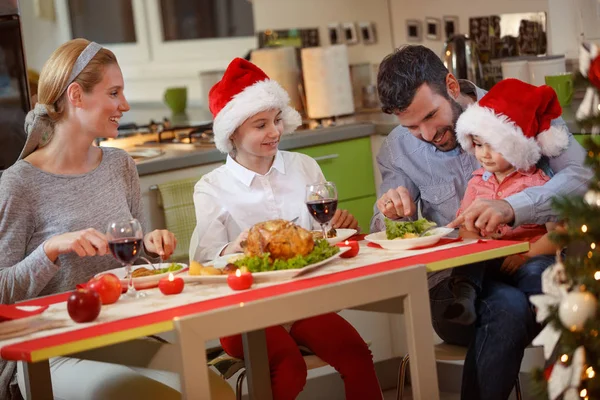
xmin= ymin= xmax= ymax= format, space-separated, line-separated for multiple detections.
xmin=0 ymin=0 xmax=30 ymax=173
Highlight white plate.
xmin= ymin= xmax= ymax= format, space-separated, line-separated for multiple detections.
xmin=181 ymin=248 xmax=350 ymax=284
xmin=311 ymin=229 xmax=357 ymax=245
xmin=95 ymin=263 xmax=187 ymax=290
xmin=0 ymin=306 xmax=46 ymax=336
xmin=364 ymin=227 xmax=455 ymax=250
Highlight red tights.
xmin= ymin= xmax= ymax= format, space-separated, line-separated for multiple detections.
xmin=220 ymin=313 xmax=382 ymax=400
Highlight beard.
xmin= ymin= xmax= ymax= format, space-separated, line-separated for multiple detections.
xmin=427 ymin=98 xmax=463 ymax=152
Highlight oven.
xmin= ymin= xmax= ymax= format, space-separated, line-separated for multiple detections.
xmin=0 ymin=0 xmax=30 ymax=173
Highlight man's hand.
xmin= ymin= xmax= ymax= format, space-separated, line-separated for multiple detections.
xmin=448 ymin=199 xmax=515 ymax=234
xmin=376 ymin=187 xmax=417 ymax=220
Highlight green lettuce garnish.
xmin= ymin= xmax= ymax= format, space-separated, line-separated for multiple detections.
xmin=385 ymin=218 xmax=437 ymax=240
xmin=233 ymin=239 xmax=340 ymax=273
xmin=158 ymin=263 xmax=183 ymax=274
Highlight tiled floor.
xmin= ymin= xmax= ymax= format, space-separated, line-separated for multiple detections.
xmin=383 ymin=388 xmax=460 ymax=400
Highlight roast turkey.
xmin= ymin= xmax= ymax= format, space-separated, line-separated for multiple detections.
xmin=245 ymin=219 xmax=314 ymax=260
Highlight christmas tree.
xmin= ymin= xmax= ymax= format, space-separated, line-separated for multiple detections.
xmin=531 ymin=43 xmax=600 ymax=400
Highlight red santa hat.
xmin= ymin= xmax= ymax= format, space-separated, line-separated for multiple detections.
xmin=209 ymin=58 xmax=302 ymax=153
xmin=456 ymin=78 xmax=569 ymax=170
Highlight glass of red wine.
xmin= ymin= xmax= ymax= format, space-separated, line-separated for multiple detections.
xmin=305 ymin=181 xmax=338 ymax=240
xmin=106 ymin=219 xmax=144 ymax=298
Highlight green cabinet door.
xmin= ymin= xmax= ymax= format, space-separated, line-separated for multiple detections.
xmin=338 ymin=195 xmax=378 ymax=233
xmin=294 ymin=137 xmax=376 ymax=201
xmin=574 ymin=134 xmax=600 ymax=146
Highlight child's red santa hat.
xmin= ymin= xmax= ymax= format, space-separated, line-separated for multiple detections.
xmin=456 ymin=78 xmax=569 ymax=170
xmin=209 ymin=58 xmax=302 ymax=153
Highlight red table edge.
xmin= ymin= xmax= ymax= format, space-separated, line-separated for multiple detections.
xmin=4 ymin=240 xmax=527 ymax=362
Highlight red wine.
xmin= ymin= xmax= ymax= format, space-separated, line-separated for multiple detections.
xmin=306 ymin=199 xmax=338 ymax=224
xmin=109 ymin=238 xmax=142 ymax=265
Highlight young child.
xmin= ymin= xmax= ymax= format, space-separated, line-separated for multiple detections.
xmin=444 ymin=78 xmax=569 ymax=325
xmin=192 ymin=58 xmax=380 ymax=400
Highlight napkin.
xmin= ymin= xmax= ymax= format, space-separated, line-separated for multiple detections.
xmin=0 ymin=305 xmax=48 ymax=322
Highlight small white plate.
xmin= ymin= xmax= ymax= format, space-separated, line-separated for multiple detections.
xmin=181 ymin=248 xmax=350 ymax=284
xmin=96 ymin=263 xmax=187 ymax=290
xmin=318 ymin=229 xmax=358 ymax=245
xmin=364 ymin=227 xmax=454 ymax=250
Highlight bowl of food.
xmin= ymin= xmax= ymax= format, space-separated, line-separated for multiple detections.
xmin=364 ymin=219 xmax=453 ymax=250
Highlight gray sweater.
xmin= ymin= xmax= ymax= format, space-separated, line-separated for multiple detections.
xmin=0 ymin=147 xmax=144 ymax=398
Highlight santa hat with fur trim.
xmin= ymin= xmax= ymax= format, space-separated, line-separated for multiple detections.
xmin=456 ymin=78 xmax=569 ymax=170
xmin=209 ymin=58 xmax=302 ymax=153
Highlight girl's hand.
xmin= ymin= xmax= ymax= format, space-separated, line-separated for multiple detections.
xmin=144 ymin=230 xmax=177 ymax=259
xmin=331 ymin=209 xmax=359 ymax=230
xmin=44 ymin=229 xmax=109 ymax=262
xmin=222 ymin=230 xmax=249 ymax=256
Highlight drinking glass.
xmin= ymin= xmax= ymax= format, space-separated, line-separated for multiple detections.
xmin=305 ymin=181 xmax=338 ymax=240
xmin=106 ymin=219 xmax=144 ymax=298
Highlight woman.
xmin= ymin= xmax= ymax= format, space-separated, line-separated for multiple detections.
xmin=192 ymin=58 xmax=380 ymax=400
xmin=0 ymin=39 xmax=231 ymax=400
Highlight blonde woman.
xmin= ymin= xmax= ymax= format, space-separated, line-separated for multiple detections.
xmin=0 ymin=39 xmax=232 ymax=399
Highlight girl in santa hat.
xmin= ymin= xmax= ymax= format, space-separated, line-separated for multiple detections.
xmin=443 ymin=78 xmax=568 ymax=326
xmin=191 ymin=58 xmax=381 ymax=400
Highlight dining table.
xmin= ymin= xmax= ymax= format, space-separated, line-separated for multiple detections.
xmin=1 ymin=237 xmax=528 ymax=400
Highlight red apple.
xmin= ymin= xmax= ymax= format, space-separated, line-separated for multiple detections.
xmin=67 ymin=289 xmax=101 ymax=323
xmin=88 ymin=273 xmax=122 ymax=305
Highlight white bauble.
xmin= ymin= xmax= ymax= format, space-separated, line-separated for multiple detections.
xmin=584 ymin=190 xmax=600 ymax=207
xmin=559 ymin=291 xmax=598 ymax=331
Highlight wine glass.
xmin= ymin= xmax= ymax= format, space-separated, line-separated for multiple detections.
xmin=106 ymin=219 xmax=144 ymax=298
xmin=305 ymin=181 xmax=338 ymax=240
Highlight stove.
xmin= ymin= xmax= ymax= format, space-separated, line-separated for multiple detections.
xmin=116 ymin=118 xmax=215 ymax=146
xmin=111 ymin=115 xmax=340 ymax=149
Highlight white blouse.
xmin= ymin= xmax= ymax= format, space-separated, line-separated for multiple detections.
xmin=192 ymin=150 xmax=325 ymax=262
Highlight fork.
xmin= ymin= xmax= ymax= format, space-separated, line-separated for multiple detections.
xmin=419 ymin=226 xmax=438 ymax=237
xmin=140 ymin=256 xmax=158 ymax=271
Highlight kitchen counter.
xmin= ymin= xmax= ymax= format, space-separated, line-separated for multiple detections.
xmin=115 ymin=98 xmax=582 ymax=176
xmin=130 ymin=122 xmax=375 ymax=176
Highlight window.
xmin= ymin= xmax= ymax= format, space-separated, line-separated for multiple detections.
xmin=68 ymin=0 xmax=137 ymax=44
xmin=159 ymin=0 xmax=254 ymax=41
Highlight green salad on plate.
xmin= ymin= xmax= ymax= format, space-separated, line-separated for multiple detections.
xmin=385 ymin=218 xmax=437 ymax=240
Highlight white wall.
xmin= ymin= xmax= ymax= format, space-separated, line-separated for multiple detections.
xmin=252 ymin=0 xmax=394 ymax=66
xmin=19 ymin=0 xmax=66 ymax=72
xmin=389 ymin=0 xmax=549 ymax=58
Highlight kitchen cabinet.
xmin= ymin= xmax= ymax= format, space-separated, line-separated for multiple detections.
xmin=294 ymin=136 xmax=378 ymax=231
xmin=55 ymin=0 xmax=256 ymax=68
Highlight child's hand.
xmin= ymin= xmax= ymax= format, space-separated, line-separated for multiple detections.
xmin=500 ymin=254 xmax=527 ymax=274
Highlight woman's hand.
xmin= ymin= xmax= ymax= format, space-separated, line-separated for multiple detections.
xmin=43 ymin=229 xmax=109 ymax=262
xmin=331 ymin=209 xmax=359 ymax=230
xmin=144 ymin=230 xmax=177 ymax=259
xmin=221 ymin=230 xmax=249 ymax=256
